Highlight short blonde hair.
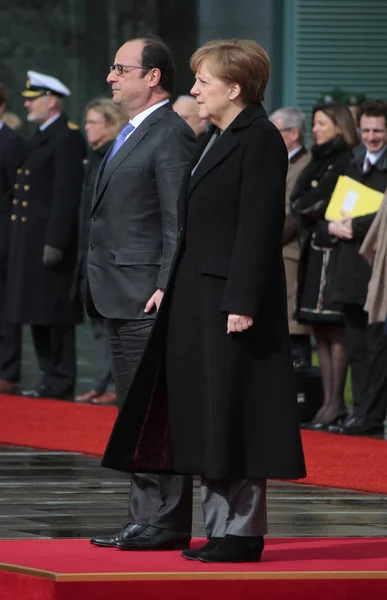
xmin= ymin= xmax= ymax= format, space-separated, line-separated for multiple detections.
xmin=190 ymin=39 xmax=270 ymax=103
xmin=85 ymin=97 xmax=128 ymax=137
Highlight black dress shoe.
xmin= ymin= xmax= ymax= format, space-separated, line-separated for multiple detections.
xmin=198 ymin=534 xmax=264 ymax=563
xmin=115 ymin=525 xmax=191 ymax=550
xmin=21 ymin=383 xmax=73 ymax=400
xmin=337 ymin=417 xmax=384 ymax=436
xmin=181 ymin=537 xmax=223 ymax=560
xmin=328 ymin=414 xmax=358 ymax=433
xmin=90 ymin=523 xmax=145 ymax=548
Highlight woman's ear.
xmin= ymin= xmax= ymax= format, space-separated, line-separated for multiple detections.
xmin=229 ymin=82 xmax=241 ymax=101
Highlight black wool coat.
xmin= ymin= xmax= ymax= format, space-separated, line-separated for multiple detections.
xmin=5 ymin=114 xmax=86 ymax=325
xmin=102 ymin=104 xmax=306 ymax=481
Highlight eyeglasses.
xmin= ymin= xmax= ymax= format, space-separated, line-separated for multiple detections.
xmin=109 ymin=64 xmax=149 ymax=76
xmin=277 ymin=127 xmax=293 ymax=133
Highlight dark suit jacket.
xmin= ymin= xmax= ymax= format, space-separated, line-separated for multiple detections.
xmin=87 ymin=102 xmax=196 ymax=320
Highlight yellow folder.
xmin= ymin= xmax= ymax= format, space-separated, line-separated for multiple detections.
xmin=325 ymin=175 xmax=385 ymax=221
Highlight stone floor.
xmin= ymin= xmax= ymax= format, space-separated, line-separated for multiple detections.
xmin=2 ymin=323 xmax=387 ymax=541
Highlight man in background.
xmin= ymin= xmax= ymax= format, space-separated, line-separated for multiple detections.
xmin=173 ymin=94 xmax=207 ymax=139
xmin=0 ymin=83 xmax=26 ymax=393
xmin=5 ymin=71 xmax=85 ymax=399
xmin=270 ymin=106 xmax=311 ymax=368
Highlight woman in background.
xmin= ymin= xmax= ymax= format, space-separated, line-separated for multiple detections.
xmin=73 ymin=98 xmax=127 ymax=405
xmin=291 ymin=103 xmax=358 ymax=429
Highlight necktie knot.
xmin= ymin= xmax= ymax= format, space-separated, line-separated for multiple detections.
xmin=105 ymin=122 xmax=135 ymax=168
xmin=363 ymin=157 xmax=372 ymax=174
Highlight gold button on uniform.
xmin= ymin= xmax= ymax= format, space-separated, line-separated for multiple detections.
xmin=13 ymin=199 xmax=18 ymax=205
xmin=22 ymin=201 xmax=28 ymax=207
xmin=25 ymin=170 xmax=31 ymax=175
xmin=14 ymin=183 xmax=19 ymax=189
xmin=24 ymin=185 xmax=30 ymax=191
xmin=17 ymin=168 xmax=22 ymax=175
xmin=21 ymin=217 xmax=27 ymax=223
xmin=11 ymin=214 xmax=17 ymax=221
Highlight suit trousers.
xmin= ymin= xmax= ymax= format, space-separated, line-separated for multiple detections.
xmin=106 ymin=318 xmax=193 ymax=534
xmin=31 ymin=325 xmax=76 ymax=394
xmin=90 ymin=318 xmax=115 ymax=393
xmin=201 ymin=478 xmax=267 ymax=538
xmin=343 ymin=304 xmax=369 ymax=414
xmin=360 ymin=321 xmax=387 ymax=426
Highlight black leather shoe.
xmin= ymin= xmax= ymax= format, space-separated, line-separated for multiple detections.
xmin=90 ymin=523 xmax=145 ymax=548
xmin=328 ymin=414 xmax=357 ymax=433
xmin=199 ymin=534 xmax=264 ymax=563
xmin=337 ymin=417 xmax=384 ymax=436
xmin=115 ymin=525 xmax=191 ymax=550
xmin=21 ymin=383 xmax=73 ymax=400
xmin=181 ymin=537 xmax=223 ymax=560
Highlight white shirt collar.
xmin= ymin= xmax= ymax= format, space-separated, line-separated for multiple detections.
xmin=126 ymin=99 xmax=169 ymax=137
xmin=39 ymin=112 xmax=61 ymax=131
xmin=365 ymin=146 xmax=387 ymax=165
xmin=288 ymin=146 xmax=302 ymax=161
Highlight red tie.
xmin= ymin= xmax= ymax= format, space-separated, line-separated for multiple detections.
xmin=363 ymin=157 xmax=372 ymax=174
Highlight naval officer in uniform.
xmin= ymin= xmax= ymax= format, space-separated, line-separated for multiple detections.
xmin=5 ymin=71 xmax=86 ymax=399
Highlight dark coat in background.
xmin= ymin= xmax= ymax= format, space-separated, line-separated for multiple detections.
xmin=71 ymin=140 xmax=112 ymax=303
xmin=102 ymin=104 xmax=306 ymax=481
xmin=5 ymin=114 xmax=86 ymax=325
xmin=290 ymin=138 xmax=353 ymax=322
xmin=0 ymin=124 xmax=26 ymax=305
xmin=328 ymin=145 xmax=387 ymax=306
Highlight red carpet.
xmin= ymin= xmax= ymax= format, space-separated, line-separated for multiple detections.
xmin=1 ymin=538 xmax=387 ymax=600
xmin=1 ymin=393 xmax=387 ymax=493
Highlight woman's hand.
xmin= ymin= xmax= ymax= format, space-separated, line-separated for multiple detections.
xmin=328 ymin=218 xmax=353 ymax=240
xmin=227 ymin=313 xmax=254 ymax=334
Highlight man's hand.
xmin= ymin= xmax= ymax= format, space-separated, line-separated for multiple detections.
xmin=227 ymin=313 xmax=254 ymax=334
xmin=42 ymin=245 xmax=63 ymax=267
xmin=144 ymin=288 xmax=165 ymax=314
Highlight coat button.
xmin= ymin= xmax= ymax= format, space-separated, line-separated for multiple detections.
xmin=24 ymin=185 xmax=30 ymax=191
xmin=14 ymin=183 xmax=19 ymax=189
xmin=22 ymin=201 xmax=28 ymax=207
xmin=21 ymin=216 xmax=27 ymax=223
xmin=90 ymin=243 xmax=95 ymax=250
xmin=11 ymin=214 xmax=17 ymax=221
xmin=17 ymin=168 xmax=22 ymax=175
xmin=13 ymin=199 xmax=18 ymax=205
xmin=25 ymin=170 xmax=31 ymax=175
xmin=92 ymin=214 xmax=98 ymax=221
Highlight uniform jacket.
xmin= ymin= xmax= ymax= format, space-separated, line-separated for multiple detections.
xmin=5 ymin=113 xmax=86 ymax=325
xmin=87 ymin=102 xmax=196 ymax=320
xmin=102 ymin=104 xmax=306 ymax=481
xmin=328 ymin=145 xmax=387 ymax=306
xmin=0 ymin=124 xmax=26 ymax=271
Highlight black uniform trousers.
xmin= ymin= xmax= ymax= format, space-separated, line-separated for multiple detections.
xmin=31 ymin=325 xmax=76 ymax=394
xmin=0 ymin=264 xmax=22 ymax=383
xmin=106 ymin=318 xmax=192 ymax=534
xmin=344 ymin=304 xmax=387 ymax=424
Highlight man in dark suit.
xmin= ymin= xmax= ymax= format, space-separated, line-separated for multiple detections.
xmin=88 ymin=37 xmax=196 ymax=550
xmin=0 ymin=83 xmax=26 ymax=393
xmin=5 ymin=71 xmax=85 ymax=399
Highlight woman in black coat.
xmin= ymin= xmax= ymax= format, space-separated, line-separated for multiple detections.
xmin=72 ymin=98 xmax=127 ymax=404
xmin=102 ymin=39 xmax=306 ymax=563
xmin=291 ymin=103 xmax=358 ymax=429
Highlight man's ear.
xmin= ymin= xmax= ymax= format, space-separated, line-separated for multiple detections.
xmin=148 ymin=67 xmax=162 ymax=88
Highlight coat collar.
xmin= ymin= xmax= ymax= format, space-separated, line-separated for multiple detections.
xmin=289 ymin=146 xmax=308 ymax=164
xmin=352 ymin=143 xmax=387 ymax=172
xmin=93 ymin=102 xmax=172 ymax=209
xmin=27 ymin=113 xmax=68 ymax=148
xmin=187 ymin=103 xmax=267 ymax=197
